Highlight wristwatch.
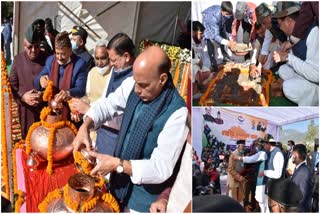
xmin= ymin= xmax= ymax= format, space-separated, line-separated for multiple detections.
xmin=116 ymin=159 xmax=124 ymax=174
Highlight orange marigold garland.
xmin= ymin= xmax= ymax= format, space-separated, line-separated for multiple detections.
xmin=46 ymin=127 xmax=56 ymax=175
xmin=15 ymin=190 xmax=26 ymax=212
xmin=1 ymin=51 xmax=13 ymax=199
xmin=101 ymin=193 xmax=120 ymax=212
xmin=42 ymin=80 xmax=53 ymax=101
xmin=80 ymin=195 xmax=100 ymax=212
xmin=38 ymin=188 xmax=63 ymax=212
xmin=74 ymin=151 xmax=94 ymax=175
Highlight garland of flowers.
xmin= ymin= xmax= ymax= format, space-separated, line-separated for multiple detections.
xmin=80 ymin=195 xmax=100 ymax=212
xmin=101 ymin=193 xmax=120 ymax=212
xmin=14 ymin=190 xmax=26 ymax=212
xmin=179 ymin=63 xmax=190 ymax=100
xmin=46 ymin=127 xmax=55 ymax=175
xmin=1 ymin=51 xmax=12 ymax=199
xmin=74 ymin=151 xmax=106 ymax=189
xmin=173 ymin=61 xmax=181 ymax=87
xmin=94 ymin=177 xmax=105 ymax=188
xmin=42 ymin=80 xmax=53 ymax=101
xmin=199 ymin=69 xmax=225 ymax=106
xmin=38 ymin=188 xmax=63 ymax=212
xmin=74 ymin=151 xmax=94 ymax=175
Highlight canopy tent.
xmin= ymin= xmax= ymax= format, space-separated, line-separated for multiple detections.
xmin=12 ymin=1 xmax=191 ymax=55
xmin=223 ymin=107 xmax=319 ymax=126
xmin=192 ymin=107 xmax=319 ymax=156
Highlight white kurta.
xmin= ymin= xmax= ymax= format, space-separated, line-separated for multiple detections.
xmin=279 ymin=26 xmax=319 ymax=106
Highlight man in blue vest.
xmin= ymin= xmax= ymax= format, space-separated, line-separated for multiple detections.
xmin=72 ymin=46 xmax=188 ymax=212
xmin=70 ymin=33 xmax=134 ymax=156
xmin=291 ymin=144 xmax=313 ymax=212
xmin=273 ymin=2 xmax=319 ymax=106
xmin=258 ymin=138 xmax=285 ymax=211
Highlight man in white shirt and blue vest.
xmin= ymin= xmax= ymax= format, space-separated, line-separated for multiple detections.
xmin=72 ymin=46 xmax=188 ymax=212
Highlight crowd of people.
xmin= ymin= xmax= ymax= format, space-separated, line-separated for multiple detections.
xmin=4 ymin=16 xmax=192 ymax=212
xmin=193 ymin=134 xmax=319 ymax=213
xmin=192 ymin=1 xmax=319 ymax=106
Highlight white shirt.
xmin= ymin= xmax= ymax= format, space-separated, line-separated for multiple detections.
xmin=287 ymin=26 xmax=319 ymax=83
xmin=192 ymin=38 xmax=211 ymax=69
xmin=260 ymin=29 xmax=273 ymax=56
xmin=85 ymin=77 xmax=189 ymax=184
xmin=264 ymin=147 xmax=284 ymax=179
xmin=243 ymin=151 xmax=268 ymax=163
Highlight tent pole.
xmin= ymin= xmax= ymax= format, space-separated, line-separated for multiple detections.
xmin=83 ymin=2 xmax=120 ymax=25
xmin=58 ymin=1 xmax=101 ymax=39
xmin=172 ymin=5 xmax=181 ymax=45
xmin=132 ymin=2 xmax=141 ymax=44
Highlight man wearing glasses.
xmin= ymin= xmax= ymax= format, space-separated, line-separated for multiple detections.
xmin=9 ymin=25 xmax=49 ymax=138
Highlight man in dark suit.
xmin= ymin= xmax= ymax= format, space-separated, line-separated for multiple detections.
xmin=291 ymin=144 xmax=313 ymax=212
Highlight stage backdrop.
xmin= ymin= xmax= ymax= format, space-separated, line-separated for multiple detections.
xmin=192 ymin=107 xmax=278 ymax=156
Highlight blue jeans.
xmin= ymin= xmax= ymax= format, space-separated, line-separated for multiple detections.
xmin=96 ymin=127 xmax=119 ymax=155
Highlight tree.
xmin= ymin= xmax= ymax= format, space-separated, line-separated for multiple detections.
xmin=1 ymin=2 xmax=14 ymax=22
xmin=305 ymin=119 xmax=318 ymax=144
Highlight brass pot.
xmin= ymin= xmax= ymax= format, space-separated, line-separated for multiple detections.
xmin=46 ymin=173 xmax=113 ymax=212
xmin=30 ymin=113 xmax=75 ymax=162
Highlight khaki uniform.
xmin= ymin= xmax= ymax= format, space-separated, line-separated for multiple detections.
xmin=227 ymin=149 xmax=246 ymax=203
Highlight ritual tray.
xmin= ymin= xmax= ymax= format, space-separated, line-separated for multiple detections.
xmin=199 ymin=63 xmax=272 ymax=106
xmin=231 ymin=43 xmax=252 ymax=56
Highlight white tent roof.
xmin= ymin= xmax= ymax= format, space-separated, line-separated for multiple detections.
xmin=223 ymin=107 xmax=319 ymax=126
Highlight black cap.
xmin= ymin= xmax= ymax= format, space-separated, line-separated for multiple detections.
xmin=24 ymin=25 xmax=41 ymax=44
xmin=267 ymin=179 xmax=302 ymax=207
xmin=193 ymin=195 xmax=245 ymax=212
xmin=237 ymin=140 xmax=245 ymax=145
xmin=71 ymin=25 xmax=88 ymax=41
xmin=32 ymin=19 xmax=45 ymax=28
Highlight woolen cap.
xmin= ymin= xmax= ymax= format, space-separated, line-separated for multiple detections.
xmin=24 ymin=25 xmax=40 ymax=44
xmin=273 ymin=2 xmax=301 ymax=19
xmin=235 ymin=2 xmax=247 ymax=20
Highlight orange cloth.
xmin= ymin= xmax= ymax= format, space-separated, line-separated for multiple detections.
xmin=20 ymin=149 xmax=78 ymax=212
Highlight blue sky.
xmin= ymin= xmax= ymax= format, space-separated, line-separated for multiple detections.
xmin=282 ymin=119 xmax=319 ymax=133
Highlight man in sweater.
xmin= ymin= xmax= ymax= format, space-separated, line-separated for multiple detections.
xmin=72 ymin=46 xmax=188 ymax=212
xmin=273 ymin=2 xmax=319 ymax=106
